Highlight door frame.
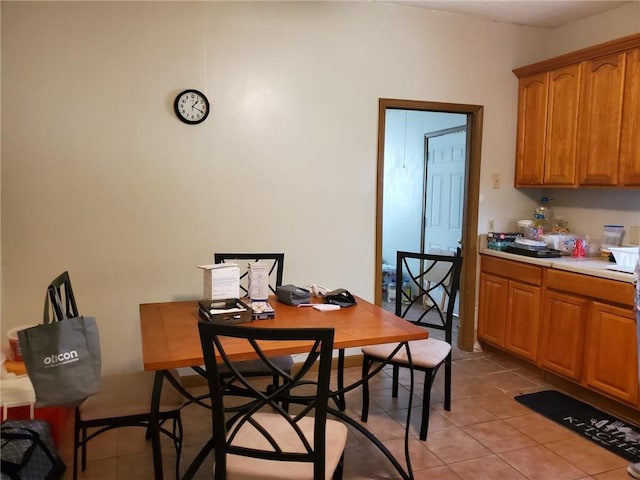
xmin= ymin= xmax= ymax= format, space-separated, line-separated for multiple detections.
xmin=375 ymin=98 xmax=483 ymax=352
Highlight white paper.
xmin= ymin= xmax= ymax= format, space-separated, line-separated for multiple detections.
xmin=197 ymin=264 xmax=240 ymax=300
xmin=248 ymin=262 xmax=270 ymax=301
xmin=312 ymin=304 xmax=341 ymax=311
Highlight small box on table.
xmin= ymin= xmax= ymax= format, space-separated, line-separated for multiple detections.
xmin=250 ymin=301 xmax=275 ymax=320
xmin=197 ymin=264 xmax=240 ymax=300
xmin=198 ymin=299 xmax=252 ymax=324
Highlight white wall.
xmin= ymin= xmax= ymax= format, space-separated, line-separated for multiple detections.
xmin=548 ymin=2 xmax=640 ymax=56
xmin=0 ymin=1 xmax=634 ymax=373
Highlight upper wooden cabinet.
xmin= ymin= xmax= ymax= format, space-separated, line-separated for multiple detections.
xmin=577 ymin=52 xmax=626 ymax=186
xmin=513 ymin=33 xmax=640 ymax=188
xmin=515 ymin=66 xmax=581 ymax=186
xmin=620 ymin=47 xmax=640 ymax=186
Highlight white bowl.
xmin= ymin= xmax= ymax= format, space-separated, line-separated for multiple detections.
xmin=609 ymin=246 xmax=639 ymax=271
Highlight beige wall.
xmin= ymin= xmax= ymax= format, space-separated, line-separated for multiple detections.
xmin=1 ymin=1 xmax=637 ymax=373
xmin=548 ymin=2 xmax=640 ymax=56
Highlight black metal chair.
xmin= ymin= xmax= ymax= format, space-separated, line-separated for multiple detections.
xmin=360 ymin=249 xmax=463 ymax=440
xmin=189 ymin=321 xmax=347 ymax=480
xmin=46 ymin=271 xmax=184 ymax=480
xmin=213 ymin=253 xmax=293 ymax=383
xmin=214 ymin=252 xmax=284 ymax=296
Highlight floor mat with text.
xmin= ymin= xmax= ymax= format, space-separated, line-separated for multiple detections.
xmin=515 ymin=389 xmax=640 ymax=462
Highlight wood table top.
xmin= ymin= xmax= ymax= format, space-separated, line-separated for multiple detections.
xmin=140 ymin=296 xmax=428 ymax=371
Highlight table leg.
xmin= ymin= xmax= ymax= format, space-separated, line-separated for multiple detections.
xmin=336 ymin=348 xmax=346 ymax=411
xmin=150 ymin=371 xmax=164 ymax=480
xmin=328 ymin=342 xmax=415 ymax=479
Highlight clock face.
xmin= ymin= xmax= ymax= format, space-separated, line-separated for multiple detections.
xmin=174 ymin=89 xmax=210 ymax=124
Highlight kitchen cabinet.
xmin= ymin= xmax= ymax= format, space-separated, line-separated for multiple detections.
xmin=539 ymin=290 xmax=587 ymax=381
xmin=584 ymin=301 xmax=638 ymax=404
xmin=515 ymin=66 xmax=581 ymax=187
xmin=478 ymin=272 xmax=507 ymax=346
xmin=479 ymin=252 xmax=638 ymax=407
xmin=538 ymin=268 xmax=636 ymax=405
xmin=478 ymin=256 xmax=542 ymax=361
xmin=504 ymin=281 xmax=540 ymax=361
xmin=513 ymin=33 xmax=640 ymax=189
xmin=514 ymin=73 xmax=547 ymax=186
xmin=620 ymin=47 xmax=640 ymax=186
xmin=577 ymin=52 xmax=626 ymax=186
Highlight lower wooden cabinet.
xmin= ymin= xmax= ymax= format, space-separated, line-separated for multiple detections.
xmin=479 ymin=254 xmax=638 ymax=407
xmin=584 ymin=301 xmax=638 ymax=404
xmin=478 ymin=256 xmax=541 ymax=361
xmin=478 ymin=272 xmax=508 ymax=346
xmin=539 ymin=290 xmax=587 ymax=381
xmin=505 ymin=282 xmax=540 ymax=361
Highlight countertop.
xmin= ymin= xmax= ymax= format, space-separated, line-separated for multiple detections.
xmin=479 ymin=247 xmax=637 ymax=284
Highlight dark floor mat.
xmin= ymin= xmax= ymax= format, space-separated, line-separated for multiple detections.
xmin=515 ymin=389 xmax=640 ymax=462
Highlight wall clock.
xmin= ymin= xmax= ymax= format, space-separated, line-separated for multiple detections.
xmin=174 ymin=89 xmax=210 ymax=125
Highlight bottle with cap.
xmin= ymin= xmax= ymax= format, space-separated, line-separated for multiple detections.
xmin=534 ymin=196 xmax=553 ymax=222
xmin=532 ymin=196 xmax=553 ymax=234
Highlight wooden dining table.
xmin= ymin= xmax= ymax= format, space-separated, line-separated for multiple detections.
xmin=140 ymin=295 xmax=428 ymax=479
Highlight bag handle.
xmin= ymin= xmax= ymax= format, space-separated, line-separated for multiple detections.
xmin=44 ymin=286 xmax=68 ymax=324
xmin=0 ymin=427 xmax=60 ymax=477
xmin=43 ymin=291 xmax=52 ymax=324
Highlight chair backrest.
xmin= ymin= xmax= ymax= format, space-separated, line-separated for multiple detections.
xmin=197 ymin=321 xmax=335 ymax=479
xmin=395 ymin=249 xmax=463 ymax=343
xmin=45 ymin=271 xmax=79 ymax=322
xmin=214 ymin=253 xmax=284 ymax=296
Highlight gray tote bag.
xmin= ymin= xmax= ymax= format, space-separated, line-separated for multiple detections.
xmin=18 ymin=291 xmax=102 ymax=408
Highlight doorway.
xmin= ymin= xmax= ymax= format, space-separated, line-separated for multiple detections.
xmin=375 ymin=99 xmax=483 ymax=352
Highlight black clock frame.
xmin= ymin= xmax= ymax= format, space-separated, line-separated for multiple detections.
xmin=174 ymin=89 xmax=210 ymax=125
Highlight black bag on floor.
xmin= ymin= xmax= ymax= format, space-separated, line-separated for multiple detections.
xmin=0 ymin=419 xmax=66 ymax=480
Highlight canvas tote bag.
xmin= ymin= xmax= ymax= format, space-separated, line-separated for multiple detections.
xmin=17 ymin=289 xmax=102 ymax=407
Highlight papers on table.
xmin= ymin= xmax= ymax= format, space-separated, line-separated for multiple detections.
xmin=197 ymin=264 xmax=240 ymax=300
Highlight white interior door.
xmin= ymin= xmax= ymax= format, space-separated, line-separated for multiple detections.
xmin=423 ymin=130 xmax=466 ymax=254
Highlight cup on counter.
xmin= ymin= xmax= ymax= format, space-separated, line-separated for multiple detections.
xmin=602 ymin=225 xmax=625 ymax=250
xmin=517 ymin=220 xmax=533 ymax=235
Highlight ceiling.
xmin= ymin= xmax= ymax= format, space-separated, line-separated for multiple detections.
xmin=389 ymin=1 xmax=632 ymax=28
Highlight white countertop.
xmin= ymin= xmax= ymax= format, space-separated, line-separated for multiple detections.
xmin=479 ymin=247 xmax=637 ymax=284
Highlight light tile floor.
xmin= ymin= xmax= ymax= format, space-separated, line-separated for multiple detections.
xmin=56 ymin=345 xmax=636 ymax=479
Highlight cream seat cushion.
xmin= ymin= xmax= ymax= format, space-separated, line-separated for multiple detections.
xmin=79 ymin=370 xmax=184 ymax=421
xmin=362 ymin=338 xmax=451 ymax=369
xmin=223 ymin=412 xmax=348 ymax=480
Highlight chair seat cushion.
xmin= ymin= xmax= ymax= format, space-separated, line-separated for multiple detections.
xmin=225 ymin=412 xmax=348 ymax=480
xmin=362 ymin=338 xmax=451 ymax=369
xmin=79 ymin=371 xmax=184 ymax=421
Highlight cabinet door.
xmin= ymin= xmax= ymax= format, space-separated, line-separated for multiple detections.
xmin=478 ymin=272 xmax=507 ymax=347
xmin=505 ymin=281 xmax=540 ymax=361
xmin=577 ymin=52 xmax=626 ymax=186
xmin=515 ymin=73 xmax=548 ymax=186
xmin=544 ymin=64 xmax=581 ymax=185
xmin=584 ymin=301 xmax=638 ymax=404
xmin=620 ymin=47 xmax=640 ymax=186
xmin=539 ymin=290 xmax=588 ymax=380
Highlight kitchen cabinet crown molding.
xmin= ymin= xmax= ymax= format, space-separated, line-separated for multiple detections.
xmin=513 ymin=32 xmax=640 ymax=78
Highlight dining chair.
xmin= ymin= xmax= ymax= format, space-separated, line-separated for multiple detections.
xmin=360 ymin=249 xmax=463 ymax=440
xmin=190 ymin=321 xmax=348 ymax=480
xmin=213 ymin=253 xmax=293 ymax=385
xmin=214 ymin=252 xmax=285 ymax=296
xmin=45 ymin=271 xmax=185 ymax=480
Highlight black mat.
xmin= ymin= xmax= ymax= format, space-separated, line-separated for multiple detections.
xmin=515 ymin=390 xmax=640 ymax=462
